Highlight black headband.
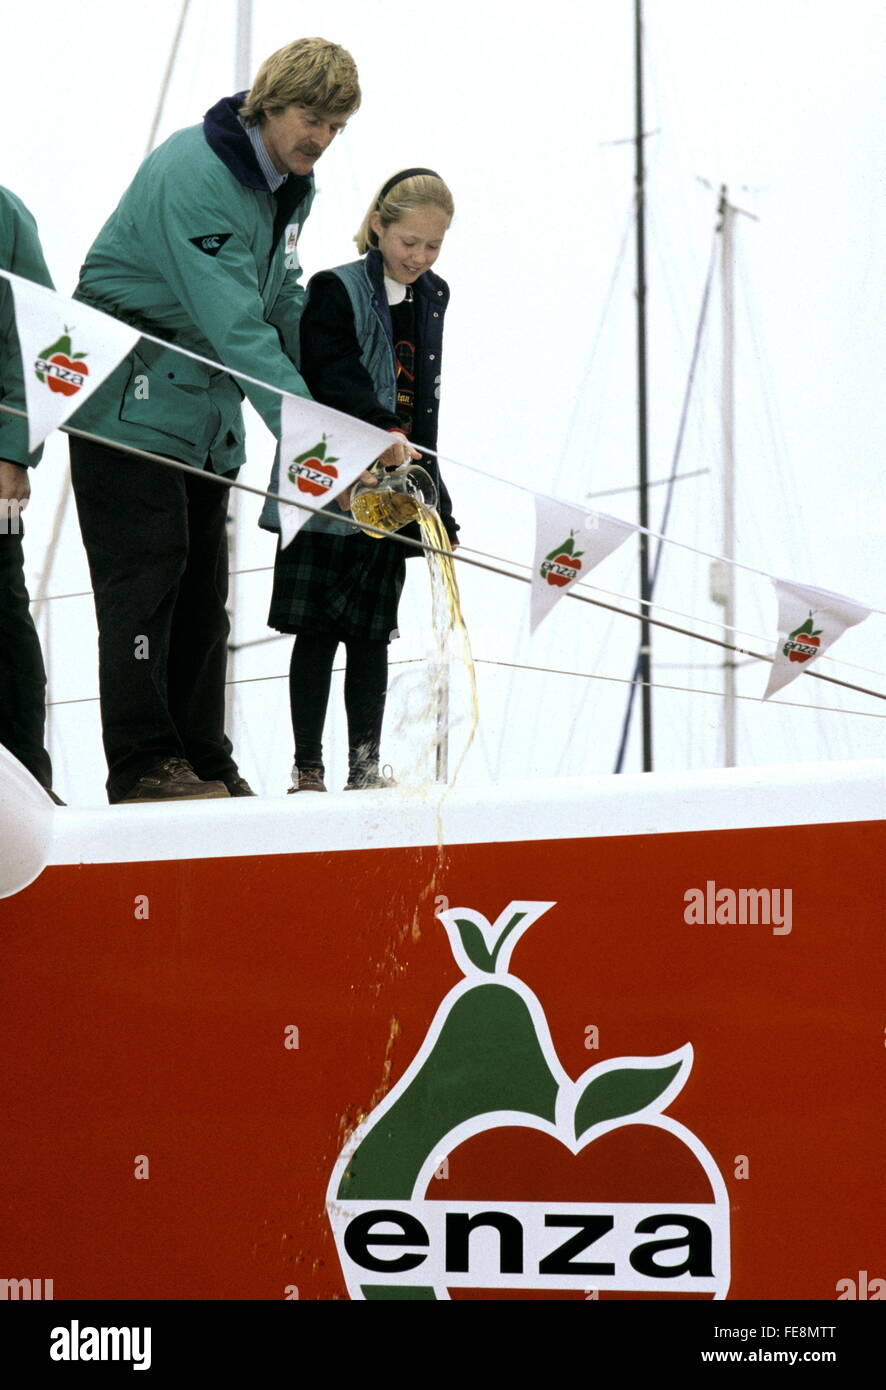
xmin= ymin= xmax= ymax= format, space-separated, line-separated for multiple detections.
xmin=378 ymin=168 xmax=441 ymax=203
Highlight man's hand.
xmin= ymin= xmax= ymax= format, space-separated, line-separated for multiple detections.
xmin=336 ymin=468 xmax=379 ymax=512
xmin=375 ymin=430 xmax=421 ymax=471
xmin=0 ymin=461 xmax=30 ymax=518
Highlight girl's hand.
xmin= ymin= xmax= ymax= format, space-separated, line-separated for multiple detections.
xmin=337 ymin=468 xmax=379 ymax=511
xmin=376 ymin=431 xmax=421 ymax=470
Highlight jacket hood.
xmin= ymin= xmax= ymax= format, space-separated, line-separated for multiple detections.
xmin=202 ymin=92 xmax=311 ymax=204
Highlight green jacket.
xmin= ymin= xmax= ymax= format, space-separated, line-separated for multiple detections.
xmin=0 ymin=185 xmax=55 ymax=466
xmin=70 ymin=94 xmax=314 ymax=475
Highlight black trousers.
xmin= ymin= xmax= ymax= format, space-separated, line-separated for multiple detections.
xmin=0 ymin=520 xmax=53 ymax=789
xmin=70 ymin=437 xmax=239 ymax=802
xmin=289 ymin=632 xmax=388 ymax=777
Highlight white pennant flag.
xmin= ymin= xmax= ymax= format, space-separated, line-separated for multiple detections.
xmin=530 ymin=497 xmax=635 ymax=631
xmin=763 ymin=578 xmax=872 ymax=699
xmin=277 ymin=395 xmax=393 ymax=549
xmin=2 ymin=271 xmax=139 ymax=451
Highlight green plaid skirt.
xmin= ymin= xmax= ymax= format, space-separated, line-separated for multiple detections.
xmin=268 ymin=528 xmax=407 ymax=641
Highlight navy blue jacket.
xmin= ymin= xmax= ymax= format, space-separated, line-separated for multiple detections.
xmin=297 ymin=248 xmax=457 ymax=546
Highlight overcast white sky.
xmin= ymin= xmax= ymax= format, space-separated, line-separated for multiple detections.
xmin=2 ymin=0 xmax=883 ymax=800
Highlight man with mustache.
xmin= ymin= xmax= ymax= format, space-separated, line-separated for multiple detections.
xmin=68 ymin=39 xmax=360 ymax=804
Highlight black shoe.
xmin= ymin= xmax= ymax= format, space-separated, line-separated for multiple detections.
xmin=115 ymin=757 xmax=230 ymax=804
xmin=223 ymin=775 xmax=256 ymax=797
xmin=46 ymin=788 xmax=66 ymax=806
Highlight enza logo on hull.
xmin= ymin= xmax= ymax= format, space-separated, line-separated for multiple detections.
xmin=331 ymin=1200 xmax=724 ymax=1294
xmin=327 ymin=900 xmax=731 ymax=1300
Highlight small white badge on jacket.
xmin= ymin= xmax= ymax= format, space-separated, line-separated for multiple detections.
xmin=284 ymin=224 xmax=302 ymax=271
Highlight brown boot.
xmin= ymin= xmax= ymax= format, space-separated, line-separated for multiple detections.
xmin=115 ymin=757 xmax=230 ymax=804
xmin=288 ymin=767 xmax=327 ymax=793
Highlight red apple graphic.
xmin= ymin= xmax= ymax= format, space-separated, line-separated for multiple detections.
xmin=432 ymin=1121 xmax=718 ymax=1301
xmin=296 ymin=457 xmax=339 ymax=497
xmin=789 ymin=632 xmax=821 ymax=663
xmin=547 ymin=552 xmax=581 ymax=588
xmin=46 ymin=353 xmax=89 ymax=397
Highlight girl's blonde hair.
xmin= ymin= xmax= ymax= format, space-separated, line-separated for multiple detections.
xmin=354 ymin=169 xmax=454 ymax=254
xmin=239 ymin=38 xmax=360 ymax=125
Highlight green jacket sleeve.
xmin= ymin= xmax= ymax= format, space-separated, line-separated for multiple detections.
xmin=266 ymin=244 xmax=308 ymax=369
xmin=0 ymin=187 xmax=55 ymax=467
xmin=139 ymin=155 xmax=312 ymax=437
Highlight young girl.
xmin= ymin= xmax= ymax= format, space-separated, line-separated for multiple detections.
xmin=267 ymin=168 xmax=459 ymax=791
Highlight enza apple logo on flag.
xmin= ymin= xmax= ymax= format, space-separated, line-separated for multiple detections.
xmin=763 ymin=578 xmax=872 ymax=699
xmin=34 ymin=331 xmax=89 ymax=397
xmin=288 ymin=436 xmax=340 ymax=497
xmin=277 ymin=396 xmax=391 ymax=549
xmin=530 ymin=497 xmax=635 ymax=632
xmin=782 ymin=613 xmax=822 ymax=663
xmin=326 ymin=900 xmax=731 ymax=1300
xmin=3 ymin=270 xmax=140 ymax=450
xmin=541 ymin=533 xmax=584 ymax=588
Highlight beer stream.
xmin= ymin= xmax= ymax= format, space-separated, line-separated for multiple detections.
xmin=351 ymin=489 xmax=479 ymax=796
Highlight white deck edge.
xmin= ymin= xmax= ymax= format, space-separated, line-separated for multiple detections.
xmin=38 ymin=758 xmax=885 ymax=869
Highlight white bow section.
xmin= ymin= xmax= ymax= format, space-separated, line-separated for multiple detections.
xmin=0 ymin=745 xmax=54 ymax=898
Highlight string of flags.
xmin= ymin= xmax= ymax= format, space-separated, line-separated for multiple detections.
xmin=1 ymin=269 xmax=879 ymax=703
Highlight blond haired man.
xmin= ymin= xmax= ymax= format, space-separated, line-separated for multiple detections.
xmin=69 ymin=40 xmax=360 ymax=804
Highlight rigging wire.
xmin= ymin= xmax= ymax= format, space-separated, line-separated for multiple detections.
xmin=5 ymin=406 xmax=882 ymax=707
xmin=1 ymin=324 xmax=881 ymax=616
xmin=28 ymin=556 xmax=886 ymax=688
xmin=614 ymin=218 xmax=720 ymax=771
xmin=45 ymin=659 xmax=884 ymax=722
xmin=734 ymin=224 xmax=845 ymax=762
xmin=144 ymin=0 xmax=192 ymax=158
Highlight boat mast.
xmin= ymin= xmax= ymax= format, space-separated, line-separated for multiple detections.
xmin=634 ymin=0 xmax=653 ymax=771
xmin=718 ymin=186 xmax=738 ymax=765
xmin=235 ymin=0 xmax=252 ymax=89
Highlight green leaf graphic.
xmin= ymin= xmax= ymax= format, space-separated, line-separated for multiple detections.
xmin=453 ymin=919 xmax=495 ymax=972
xmin=489 ymin=911 xmax=527 ymax=969
xmin=574 ymin=1061 xmax=682 ymax=1137
xmin=452 ymin=911 xmax=526 ymax=973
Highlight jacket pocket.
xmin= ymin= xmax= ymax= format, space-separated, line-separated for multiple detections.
xmin=118 ymin=347 xmax=213 ymax=449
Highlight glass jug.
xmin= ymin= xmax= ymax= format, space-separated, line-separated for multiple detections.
xmin=351 ymin=463 xmax=438 ymax=539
